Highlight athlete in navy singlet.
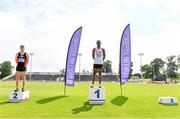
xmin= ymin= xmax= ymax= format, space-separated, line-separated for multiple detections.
xmin=15 ymin=45 xmax=29 ymax=92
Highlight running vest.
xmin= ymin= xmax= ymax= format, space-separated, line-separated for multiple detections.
xmin=17 ymin=52 xmax=27 ymax=68
xmin=94 ymin=48 xmax=104 ymax=64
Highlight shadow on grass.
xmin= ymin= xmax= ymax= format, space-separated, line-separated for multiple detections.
xmin=0 ymin=101 xmax=10 ymax=105
xmin=72 ymin=101 xmax=102 ymax=114
xmin=159 ymin=103 xmax=178 ymax=106
xmin=36 ymin=95 xmax=67 ymax=104
xmin=111 ymin=96 xmax=128 ymax=106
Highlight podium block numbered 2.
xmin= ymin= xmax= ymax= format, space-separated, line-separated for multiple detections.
xmin=89 ymin=87 xmax=105 ymax=104
xmin=9 ymin=91 xmax=29 ymax=102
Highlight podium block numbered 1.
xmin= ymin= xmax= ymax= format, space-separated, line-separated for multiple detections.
xmin=9 ymin=91 xmax=29 ymax=102
xmin=89 ymin=87 xmax=105 ymax=104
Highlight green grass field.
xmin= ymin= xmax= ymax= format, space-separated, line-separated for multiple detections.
xmin=0 ymin=82 xmax=180 ymax=118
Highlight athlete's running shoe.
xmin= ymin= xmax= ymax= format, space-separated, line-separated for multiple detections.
xmin=22 ymin=88 xmax=25 ymax=92
xmin=14 ymin=88 xmax=19 ymax=92
xmin=98 ymin=85 xmax=102 ymax=88
xmin=90 ymin=85 xmax=94 ymax=88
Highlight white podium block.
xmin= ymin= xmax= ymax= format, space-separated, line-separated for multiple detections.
xmin=9 ymin=91 xmax=29 ymax=102
xmin=89 ymin=86 xmax=105 ymax=104
xmin=158 ymin=97 xmax=178 ymax=105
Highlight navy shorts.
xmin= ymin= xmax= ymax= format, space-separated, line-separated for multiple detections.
xmin=16 ymin=66 xmax=26 ymax=72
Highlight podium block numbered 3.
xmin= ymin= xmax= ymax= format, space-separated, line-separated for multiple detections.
xmin=9 ymin=91 xmax=29 ymax=102
xmin=89 ymin=87 xmax=105 ymax=104
xmin=158 ymin=97 xmax=178 ymax=105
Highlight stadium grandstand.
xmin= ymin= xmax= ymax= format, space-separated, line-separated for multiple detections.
xmin=2 ymin=72 xmax=120 ymax=82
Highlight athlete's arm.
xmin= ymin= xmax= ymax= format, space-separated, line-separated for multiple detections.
xmin=24 ymin=53 xmax=29 ymax=67
xmin=102 ymin=48 xmax=106 ymax=60
xmin=15 ymin=53 xmax=18 ymax=64
xmin=92 ymin=48 xmax=95 ymax=59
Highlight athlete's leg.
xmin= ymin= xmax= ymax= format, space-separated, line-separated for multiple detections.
xmin=98 ymin=68 xmax=102 ymax=85
xmin=92 ymin=68 xmax=97 ymax=85
xmin=21 ymin=72 xmax=26 ymax=90
xmin=15 ymin=71 xmax=20 ymax=91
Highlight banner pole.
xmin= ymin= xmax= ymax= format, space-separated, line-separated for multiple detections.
xmin=120 ymin=83 xmax=122 ymax=96
xmin=64 ymin=83 xmax=66 ymax=96
xmin=119 ymin=76 xmax=123 ymax=96
xmin=64 ymin=68 xmax=67 ymax=96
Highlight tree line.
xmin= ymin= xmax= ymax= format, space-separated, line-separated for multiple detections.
xmin=141 ymin=55 xmax=180 ymax=79
xmin=0 ymin=61 xmax=13 ymax=79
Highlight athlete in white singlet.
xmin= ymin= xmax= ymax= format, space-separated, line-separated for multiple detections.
xmin=91 ymin=40 xmax=106 ymax=87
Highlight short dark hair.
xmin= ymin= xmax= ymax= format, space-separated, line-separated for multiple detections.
xmin=20 ymin=45 xmax=25 ymax=48
xmin=96 ymin=40 xmax=101 ymax=43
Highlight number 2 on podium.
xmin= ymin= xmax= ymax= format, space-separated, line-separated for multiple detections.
xmin=95 ymin=89 xmax=100 ymax=98
xmin=13 ymin=93 xmax=18 ymax=99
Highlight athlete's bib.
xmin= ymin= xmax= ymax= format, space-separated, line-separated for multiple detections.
xmin=16 ymin=52 xmax=27 ymax=71
xmin=18 ymin=53 xmax=26 ymax=63
xmin=94 ymin=48 xmax=104 ymax=64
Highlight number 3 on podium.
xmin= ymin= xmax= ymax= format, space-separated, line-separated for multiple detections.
xmin=95 ymin=89 xmax=100 ymax=98
xmin=170 ymin=98 xmax=174 ymax=103
xmin=13 ymin=92 xmax=18 ymax=99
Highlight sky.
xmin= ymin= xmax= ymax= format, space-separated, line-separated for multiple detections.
xmin=0 ymin=0 xmax=180 ymax=73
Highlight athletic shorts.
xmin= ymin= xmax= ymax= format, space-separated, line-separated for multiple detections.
xmin=16 ymin=66 xmax=26 ymax=72
xmin=93 ymin=64 xmax=103 ymax=69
